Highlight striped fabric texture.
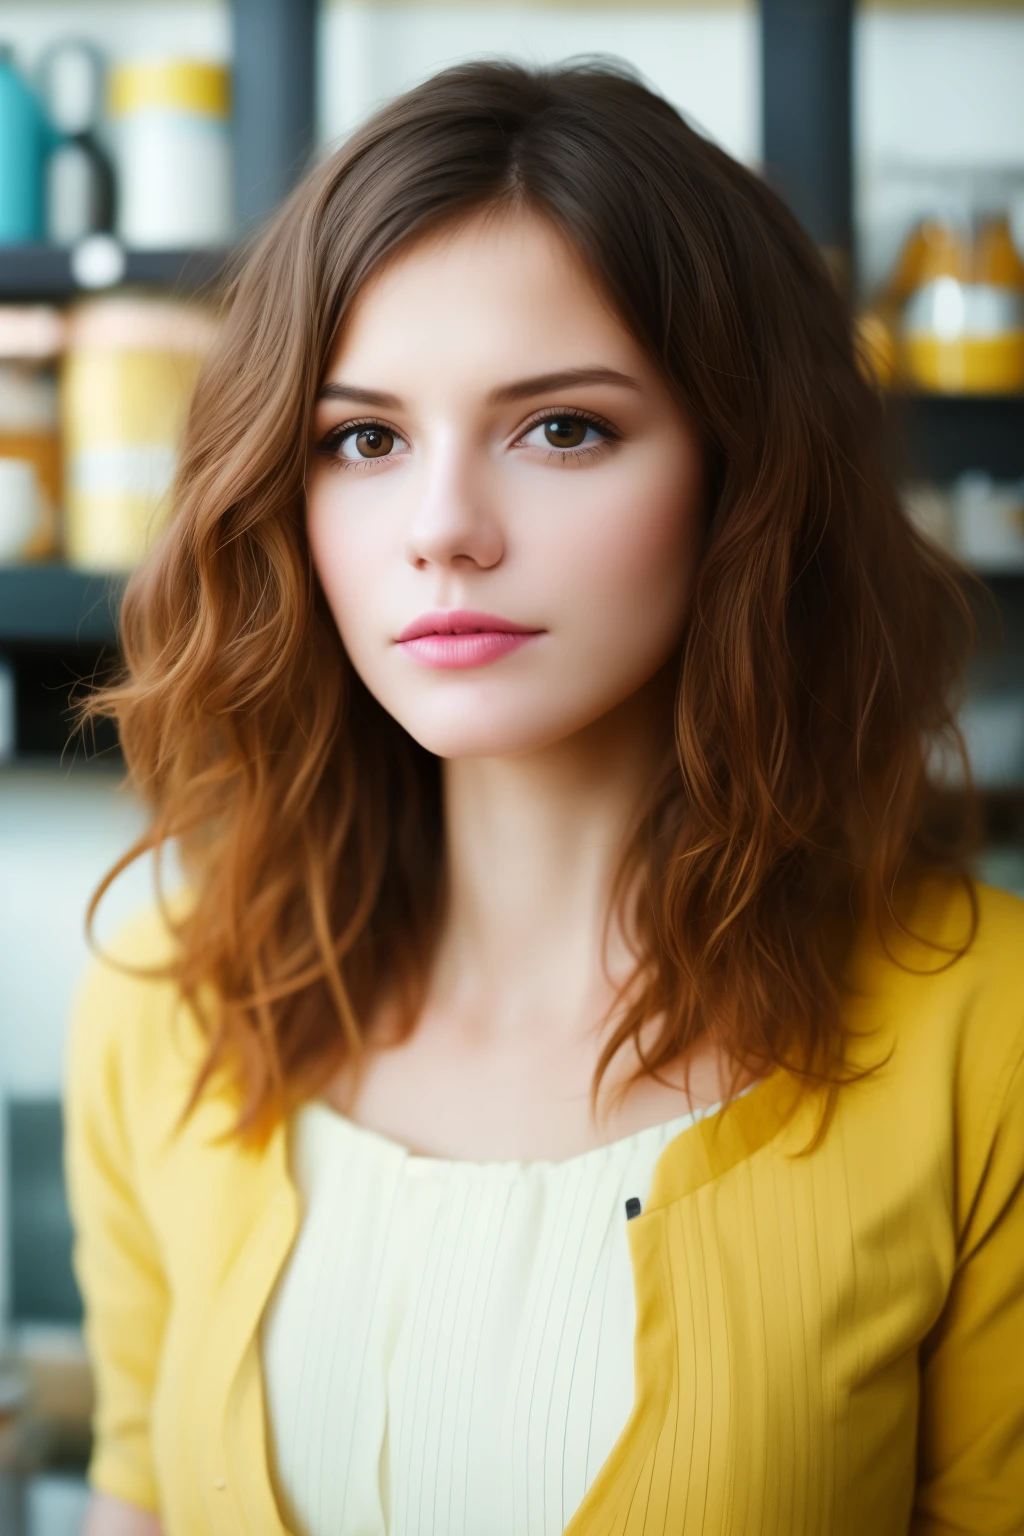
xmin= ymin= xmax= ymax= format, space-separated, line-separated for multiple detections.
xmin=261 ymin=1099 xmax=714 ymax=1536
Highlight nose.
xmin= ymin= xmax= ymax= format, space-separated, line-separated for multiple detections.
xmin=404 ymin=444 xmax=504 ymax=572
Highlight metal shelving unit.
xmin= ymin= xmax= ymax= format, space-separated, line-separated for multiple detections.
xmin=1 ymin=0 xmax=1023 ymax=783
xmin=0 ymin=0 xmax=317 ymax=769
xmin=888 ymin=394 xmax=1024 ymax=483
xmin=761 ymin=0 xmax=1024 ymax=829
xmin=0 ymin=245 xmax=230 ymax=303
xmin=0 ymin=567 xmax=123 ymax=646
xmin=0 ymin=570 xmax=124 ymax=760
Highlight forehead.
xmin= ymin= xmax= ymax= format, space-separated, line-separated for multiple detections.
xmin=324 ymin=207 xmax=641 ymax=383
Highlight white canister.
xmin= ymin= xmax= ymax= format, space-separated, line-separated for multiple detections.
xmin=951 ymin=470 xmax=1024 ymax=573
xmin=958 ymin=694 xmax=1024 ymax=788
xmin=109 ymin=60 xmax=232 ymax=249
xmin=900 ymin=481 xmax=955 ymax=554
xmin=0 ymin=458 xmax=39 ymax=562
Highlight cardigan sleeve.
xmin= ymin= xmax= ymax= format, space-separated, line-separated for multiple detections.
xmin=62 ymin=945 xmax=171 ymax=1514
xmin=911 ymin=1029 xmax=1024 ymax=1535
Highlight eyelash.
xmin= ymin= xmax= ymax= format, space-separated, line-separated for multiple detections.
xmin=316 ymin=405 xmax=620 ymax=473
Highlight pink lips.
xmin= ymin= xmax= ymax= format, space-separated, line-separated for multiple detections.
xmin=396 ymin=609 xmax=544 ymax=669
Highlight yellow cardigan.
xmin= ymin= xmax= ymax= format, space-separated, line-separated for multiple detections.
xmin=63 ymin=876 xmax=1024 ymax=1535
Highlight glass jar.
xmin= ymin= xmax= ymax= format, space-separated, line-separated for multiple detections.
xmin=0 ymin=305 xmax=64 ymax=561
xmin=897 ymin=210 xmax=1024 ymax=393
xmin=61 ymin=296 xmax=218 ymax=570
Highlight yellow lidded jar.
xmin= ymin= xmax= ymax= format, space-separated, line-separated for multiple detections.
xmin=61 ymin=297 xmax=218 ymax=570
xmin=107 ymin=60 xmax=232 ymax=248
xmin=900 ymin=214 xmax=1024 ymax=394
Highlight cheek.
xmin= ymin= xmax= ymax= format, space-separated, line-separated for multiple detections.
xmin=550 ymin=453 xmax=703 ymax=641
xmin=306 ymin=483 xmax=392 ymax=654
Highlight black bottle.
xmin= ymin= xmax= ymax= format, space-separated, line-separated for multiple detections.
xmin=39 ymin=39 xmax=115 ymax=245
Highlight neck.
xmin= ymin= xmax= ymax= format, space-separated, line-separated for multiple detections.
xmin=430 ymin=669 xmax=677 ymax=1045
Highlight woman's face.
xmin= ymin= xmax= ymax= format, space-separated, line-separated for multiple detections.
xmin=306 ymin=208 xmax=707 ymax=759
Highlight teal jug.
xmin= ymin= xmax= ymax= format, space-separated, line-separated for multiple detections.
xmin=0 ymin=46 xmax=50 ymax=242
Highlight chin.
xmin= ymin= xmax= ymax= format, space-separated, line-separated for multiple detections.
xmin=388 ymin=691 xmax=608 ymax=760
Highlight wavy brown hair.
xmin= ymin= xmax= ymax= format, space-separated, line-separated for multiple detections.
xmin=76 ymin=56 xmax=981 ymax=1150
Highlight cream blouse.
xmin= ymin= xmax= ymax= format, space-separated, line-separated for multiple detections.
xmin=260 ymin=1097 xmax=718 ymax=1536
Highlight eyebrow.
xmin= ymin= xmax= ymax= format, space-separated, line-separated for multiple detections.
xmin=315 ymin=365 xmax=643 ymax=408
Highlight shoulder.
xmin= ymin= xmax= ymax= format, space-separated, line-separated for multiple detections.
xmin=63 ymin=888 xmax=206 ymax=1145
xmin=840 ymin=875 xmax=1024 ymax=1216
xmin=847 ymin=873 xmax=1023 ymax=1046
xmin=64 ymin=892 xmax=286 ymax=1289
xmin=917 ymin=871 xmax=1024 ymax=976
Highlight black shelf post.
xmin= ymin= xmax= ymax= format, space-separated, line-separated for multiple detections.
xmin=231 ymin=0 xmax=319 ymax=232
xmin=761 ymin=0 xmax=855 ymax=287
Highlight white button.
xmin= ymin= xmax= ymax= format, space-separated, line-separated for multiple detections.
xmin=212 ymin=1477 xmax=227 ymax=1490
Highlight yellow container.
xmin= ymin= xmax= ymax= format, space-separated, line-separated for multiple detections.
xmin=0 ymin=306 xmax=65 ymax=560
xmin=108 ymin=60 xmax=230 ymax=120
xmin=975 ymin=215 xmax=1024 ymax=288
xmin=893 ymin=213 xmax=1024 ymax=395
xmin=903 ymin=331 xmax=1024 ymax=394
xmin=888 ymin=218 xmax=971 ymax=298
xmin=61 ymin=298 xmax=218 ymax=570
xmin=107 ymin=60 xmax=232 ymax=248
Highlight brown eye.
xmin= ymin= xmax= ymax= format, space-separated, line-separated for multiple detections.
xmin=543 ymin=417 xmax=588 ymax=448
xmin=323 ymin=421 xmax=408 ymax=469
xmin=519 ymin=412 xmax=613 ymax=461
xmin=350 ymin=426 xmax=394 ymax=460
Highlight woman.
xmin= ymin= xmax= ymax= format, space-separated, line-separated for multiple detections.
xmin=65 ymin=57 xmax=1024 ymax=1536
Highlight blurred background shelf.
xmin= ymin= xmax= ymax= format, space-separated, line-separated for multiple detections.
xmin=887 ymin=393 xmax=1024 ymax=481
xmin=0 ymin=568 xmax=124 ymax=761
xmin=0 ymin=566 xmax=123 ymax=645
xmin=0 ymin=245 xmax=231 ymax=302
